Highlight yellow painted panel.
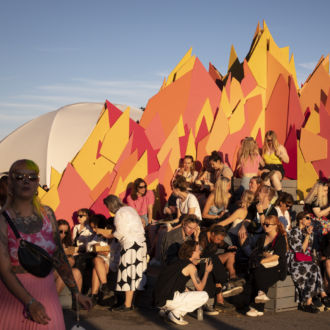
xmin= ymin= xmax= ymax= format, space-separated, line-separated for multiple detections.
xmin=244 ymin=85 xmax=266 ymax=109
xmin=194 ymin=98 xmax=214 ymax=135
xmin=177 ymin=115 xmax=185 ymax=137
xmin=228 ymin=45 xmax=238 ymax=71
xmin=72 ymin=106 xmax=110 ymax=188
xmin=40 ymin=186 xmax=60 ymax=211
xmin=166 ymin=48 xmax=193 ymax=87
xmin=229 ymin=101 xmax=245 ymax=134
xmin=115 ymin=151 xmax=149 ymax=196
xmin=206 ymin=108 xmax=229 ymax=154
xmin=297 ymin=143 xmax=318 ymax=199
xmin=175 ymin=55 xmax=196 ymax=81
xmin=229 ymin=77 xmax=244 ymax=108
xmin=185 ymin=129 xmax=196 ymax=159
xmin=250 ymin=109 xmax=265 ymax=140
xmin=158 ymin=124 xmax=179 ymax=165
xmin=50 ymin=167 xmax=62 ymax=189
xmin=148 ymin=178 xmax=159 ymax=191
xmin=100 ymin=107 xmax=130 ymax=163
xmin=219 ymin=88 xmax=231 ymax=118
xmin=247 ymin=29 xmax=268 ymax=89
xmin=38 ymin=187 xmax=46 ymax=200
xmin=304 ymin=109 xmax=320 ymax=134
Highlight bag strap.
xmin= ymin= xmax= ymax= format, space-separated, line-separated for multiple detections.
xmin=3 ymin=211 xmax=22 ymax=239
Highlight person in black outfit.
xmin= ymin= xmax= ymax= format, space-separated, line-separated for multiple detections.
xmin=154 ymin=240 xmax=210 ymax=326
xmin=238 ymin=215 xmax=288 ymax=317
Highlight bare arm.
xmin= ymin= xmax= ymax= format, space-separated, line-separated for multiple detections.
xmin=313 ymin=206 xmax=330 ymax=218
xmin=276 ymin=145 xmax=289 ymax=164
xmin=260 ymin=254 xmax=279 ymax=264
xmin=202 ymin=193 xmax=219 ymax=220
xmin=147 ymin=204 xmax=154 ymax=225
xmin=218 ymin=208 xmax=247 ymax=227
xmin=187 ymin=261 xmax=213 ymax=291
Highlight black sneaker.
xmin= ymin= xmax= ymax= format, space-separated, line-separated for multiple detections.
xmin=299 ymin=304 xmax=319 ymax=313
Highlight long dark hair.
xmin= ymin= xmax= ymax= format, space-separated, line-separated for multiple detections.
xmin=57 ymin=219 xmax=72 ymax=247
xmin=131 ymin=178 xmax=147 ymax=201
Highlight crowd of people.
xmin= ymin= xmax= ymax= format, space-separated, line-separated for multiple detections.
xmin=0 ymin=130 xmax=329 ymax=327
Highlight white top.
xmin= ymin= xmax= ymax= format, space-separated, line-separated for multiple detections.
xmin=113 ymin=206 xmax=146 ymax=249
xmin=275 ymin=206 xmax=291 ymax=231
xmin=176 ymin=193 xmax=202 ymax=220
xmin=72 ymin=224 xmax=94 ymax=248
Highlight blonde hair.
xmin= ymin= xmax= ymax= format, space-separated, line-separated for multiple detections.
xmin=240 ymin=190 xmax=254 ymax=208
xmin=263 ymin=130 xmax=280 ymax=154
xmin=8 ymin=159 xmax=44 ymax=217
xmin=238 ymin=137 xmax=260 ymax=166
xmin=214 ymin=177 xmax=230 ymax=209
xmin=305 ymin=181 xmax=328 ymax=208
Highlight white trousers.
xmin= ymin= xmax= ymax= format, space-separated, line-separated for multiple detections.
xmin=163 ymin=291 xmax=208 ymax=316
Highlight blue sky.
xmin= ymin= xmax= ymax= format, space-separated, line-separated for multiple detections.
xmin=0 ymin=0 xmax=329 ymax=140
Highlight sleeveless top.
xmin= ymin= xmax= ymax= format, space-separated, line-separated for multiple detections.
xmin=241 ymin=154 xmax=261 ymax=174
xmin=154 ymin=259 xmax=191 ymax=307
xmin=6 ymin=211 xmax=57 ymax=266
xmin=263 ymin=152 xmax=282 ymax=165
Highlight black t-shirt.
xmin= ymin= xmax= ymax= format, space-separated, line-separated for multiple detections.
xmin=154 ymin=259 xmax=191 ymax=307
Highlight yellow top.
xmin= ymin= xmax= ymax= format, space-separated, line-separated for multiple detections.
xmin=263 ymin=152 xmax=282 ymax=165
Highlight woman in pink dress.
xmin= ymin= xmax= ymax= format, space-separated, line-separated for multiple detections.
xmin=0 ymin=159 xmax=91 ymax=329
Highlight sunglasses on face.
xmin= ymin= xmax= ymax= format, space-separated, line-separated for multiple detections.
xmin=304 ymin=216 xmax=311 ymax=220
xmin=286 ymin=203 xmax=292 ymax=208
xmin=263 ymin=223 xmax=276 ymax=228
xmin=138 ymin=185 xmax=147 ymax=189
xmin=77 ymin=214 xmax=87 ymax=218
xmin=13 ymin=173 xmax=39 ymax=182
xmin=266 ymin=139 xmax=273 ymax=142
xmin=59 ymin=230 xmax=69 ymax=234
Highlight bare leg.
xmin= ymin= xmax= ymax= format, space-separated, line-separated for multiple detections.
xmin=125 ymin=290 xmax=134 ymax=308
xmin=219 ymin=252 xmax=236 ymax=278
xmin=94 ymin=256 xmax=108 ymax=285
xmin=271 ymin=171 xmax=282 ymax=191
xmin=72 ymin=268 xmax=82 ymax=292
xmin=91 ymin=268 xmax=100 ymax=295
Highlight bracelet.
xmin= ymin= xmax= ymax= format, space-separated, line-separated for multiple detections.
xmin=23 ymin=298 xmax=36 ymax=319
xmin=25 ymin=298 xmax=36 ymax=309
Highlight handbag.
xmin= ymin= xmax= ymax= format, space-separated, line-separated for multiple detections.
xmin=4 ymin=211 xmax=53 ymax=277
xmin=294 ymin=252 xmax=312 ymax=262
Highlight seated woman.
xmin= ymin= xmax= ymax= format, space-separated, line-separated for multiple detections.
xmin=154 ymin=240 xmax=210 ymax=325
xmin=275 ymin=192 xmax=294 ymax=231
xmin=55 ymin=220 xmax=82 ymax=295
xmin=219 ymin=190 xmax=255 ymax=242
xmin=171 ymin=176 xmax=202 ymax=225
xmin=248 ymin=176 xmax=262 ymax=197
xmin=262 ymin=130 xmax=289 ymax=194
xmin=127 ymin=178 xmax=155 ymax=227
xmin=304 ymin=179 xmax=330 ymax=235
xmin=236 ymin=137 xmax=264 ymax=191
xmin=171 ymin=155 xmax=199 ymax=189
xmin=198 ymin=151 xmax=233 ymax=191
xmin=87 ymin=214 xmax=112 ymax=306
xmin=202 ymin=177 xmax=231 ymax=227
xmin=239 ymin=215 xmax=288 ymax=317
xmin=288 ymin=212 xmax=330 ymax=312
xmin=199 ymin=225 xmax=244 ymax=311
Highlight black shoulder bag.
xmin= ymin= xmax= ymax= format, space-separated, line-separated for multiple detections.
xmin=4 ymin=211 xmax=53 ymax=278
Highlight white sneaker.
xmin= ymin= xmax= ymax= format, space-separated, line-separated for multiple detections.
xmin=222 ymin=286 xmax=244 ymax=298
xmin=246 ymin=307 xmax=264 ymax=317
xmin=255 ymin=291 xmax=270 ymax=303
xmin=168 ymin=311 xmax=188 ymax=325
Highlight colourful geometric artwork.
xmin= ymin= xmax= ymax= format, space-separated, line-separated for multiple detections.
xmin=40 ymin=21 xmax=330 ymax=224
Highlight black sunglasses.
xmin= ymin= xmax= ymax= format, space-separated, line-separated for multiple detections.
xmin=77 ymin=214 xmax=87 ymax=218
xmin=138 ymin=185 xmax=147 ymax=189
xmin=59 ymin=230 xmax=69 ymax=234
xmin=304 ymin=216 xmax=311 ymax=220
xmin=263 ymin=223 xmax=276 ymax=228
xmin=13 ymin=173 xmax=39 ymax=182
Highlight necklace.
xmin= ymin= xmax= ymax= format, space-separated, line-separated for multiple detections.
xmin=12 ymin=209 xmax=43 ymax=234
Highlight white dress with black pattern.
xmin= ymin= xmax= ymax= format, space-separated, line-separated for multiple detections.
xmin=113 ymin=206 xmax=147 ymax=291
xmin=288 ymin=227 xmax=324 ymax=303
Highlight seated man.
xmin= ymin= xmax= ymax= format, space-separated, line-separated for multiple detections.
xmin=160 ymin=214 xmax=200 ymax=265
xmin=154 ymin=240 xmax=210 ymax=325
